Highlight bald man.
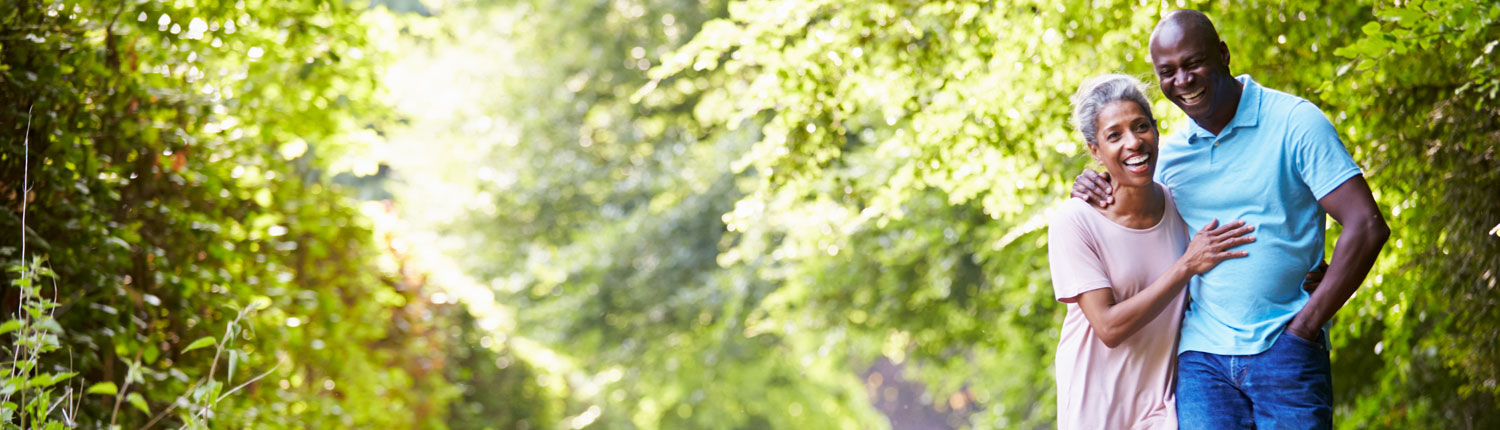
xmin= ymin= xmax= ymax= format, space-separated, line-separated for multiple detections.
xmin=1071 ymin=10 xmax=1389 ymax=429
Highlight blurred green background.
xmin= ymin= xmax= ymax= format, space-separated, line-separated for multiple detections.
xmin=2 ymin=0 xmax=1497 ymax=428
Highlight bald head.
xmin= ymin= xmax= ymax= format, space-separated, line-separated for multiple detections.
xmin=1152 ymin=9 xmax=1222 ymax=48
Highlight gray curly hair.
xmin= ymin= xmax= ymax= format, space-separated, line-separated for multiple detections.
xmin=1069 ymin=74 xmax=1156 ymax=148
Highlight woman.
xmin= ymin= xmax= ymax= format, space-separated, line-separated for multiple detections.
xmin=1048 ymin=74 xmax=1255 ymax=429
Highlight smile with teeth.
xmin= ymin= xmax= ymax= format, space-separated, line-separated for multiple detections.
xmin=1123 ymin=153 xmax=1151 ymax=172
xmin=1179 ymin=88 xmax=1206 ymax=104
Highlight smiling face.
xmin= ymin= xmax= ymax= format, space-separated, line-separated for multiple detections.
xmin=1150 ymin=13 xmax=1239 ymax=132
xmin=1089 ymin=101 xmax=1160 ymax=188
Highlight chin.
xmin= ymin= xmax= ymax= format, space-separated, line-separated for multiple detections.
xmin=1115 ymin=168 xmax=1155 ymax=186
xmin=1176 ymin=102 xmax=1207 ymax=119
xmin=1124 ymin=174 xmax=1155 ymax=187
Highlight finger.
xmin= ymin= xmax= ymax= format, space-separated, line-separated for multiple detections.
xmin=1199 ymin=218 xmax=1220 ymax=233
xmin=1095 ymin=190 xmax=1113 ymax=207
xmin=1214 ymin=234 xmax=1255 ymax=248
xmin=1211 ymin=221 xmax=1251 ymax=238
xmin=1080 ymin=180 xmax=1099 ymax=195
xmin=1077 ymin=170 xmax=1101 ymax=184
xmin=1092 ymin=188 xmax=1116 ymax=203
xmin=1305 ymin=268 xmax=1326 ymax=281
xmin=1218 ymin=224 xmax=1256 ymax=239
xmin=1087 ymin=176 xmax=1109 ymax=195
xmin=1075 ymin=176 xmax=1100 ymax=194
xmin=1215 ymin=250 xmax=1250 ymax=260
xmin=1212 ymin=219 xmax=1247 ymax=232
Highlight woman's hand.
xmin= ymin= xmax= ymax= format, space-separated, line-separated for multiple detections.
xmin=1180 ymin=218 xmax=1255 ymax=275
xmin=1070 ymin=169 xmax=1114 ymax=208
xmin=1303 ymin=260 xmax=1329 ymax=292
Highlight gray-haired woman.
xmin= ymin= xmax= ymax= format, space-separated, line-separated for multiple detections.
xmin=1048 ymin=74 xmax=1253 ymax=429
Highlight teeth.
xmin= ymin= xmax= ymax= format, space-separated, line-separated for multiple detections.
xmin=1180 ymin=88 xmax=1205 ymax=103
xmin=1124 ymin=154 xmax=1148 ymax=166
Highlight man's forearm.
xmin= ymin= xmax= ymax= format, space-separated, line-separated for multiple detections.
xmin=1288 ymin=215 xmax=1390 ymax=337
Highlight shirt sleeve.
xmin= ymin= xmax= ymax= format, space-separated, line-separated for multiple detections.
xmin=1288 ymin=101 xmax=1363 ymax=199
xmin=1047 ymin=202 xmax=1113 ymax=303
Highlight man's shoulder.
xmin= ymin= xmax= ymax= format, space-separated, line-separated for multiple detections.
xmin=1255 ymin=83 xmax=1310 ymax=105
xmin=1255 ymin=84 xmax=1327 ymax=125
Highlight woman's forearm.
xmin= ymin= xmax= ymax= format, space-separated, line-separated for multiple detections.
xmin=1084 ymin=262 xmax=1192 ymax=348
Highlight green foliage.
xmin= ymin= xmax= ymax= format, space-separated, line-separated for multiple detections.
xmin=0 ymin=0 xmax=476 ymax=428
xmin=2 ymin=258 xmax=73 ymax=429
xmin=383 ymin=0 xmax=887 ymax=428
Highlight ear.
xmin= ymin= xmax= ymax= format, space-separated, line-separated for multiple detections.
xmin=1219 ymin=41 xmax=1231 ymax=67
xmin=1087 ymin=142 xmax=1101 ymax=163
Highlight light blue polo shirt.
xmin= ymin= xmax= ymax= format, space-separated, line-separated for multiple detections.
xmin=1156 ymin=75 xmax=1363 ymax=356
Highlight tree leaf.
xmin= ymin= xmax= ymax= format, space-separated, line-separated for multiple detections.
xmin=0 ymin=320 xmax=21 ymax=335
xmin=227 ymin=350 xmax=238 ymax=383
xmin=182 ymin=336 xmax=217 ymax=354
xmin=127 ymin=392 xmax=150 ymax=415
xmin=86 ymin=382 xmax=118 ymax=396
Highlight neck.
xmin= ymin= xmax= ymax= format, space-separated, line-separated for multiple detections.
xmin=1195 ymin=78 xmax=1244 ymax=135
xmin=1102 ymin=179 xmax=1164 ymax=229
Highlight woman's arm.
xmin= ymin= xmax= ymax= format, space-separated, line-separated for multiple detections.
xmin=1075 ymin=218 xmax=1255 ymax=348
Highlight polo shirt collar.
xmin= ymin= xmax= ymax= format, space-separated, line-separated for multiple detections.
xmin=1185 ymin=74 xmax=1262 ymax=141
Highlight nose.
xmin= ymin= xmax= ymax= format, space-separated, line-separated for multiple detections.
xmin=1124 ymin=131 xmax=1144 ymax=149
xmin=1177 ymin=71 xmax=1197 ymax=91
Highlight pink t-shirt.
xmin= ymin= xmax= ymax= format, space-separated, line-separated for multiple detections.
xmin=1047 ymin=186 xmax=1188 ymax=430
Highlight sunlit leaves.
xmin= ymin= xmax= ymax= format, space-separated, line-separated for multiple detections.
xmin=181 ymin=336 xmax=217 ymax=354
xmin=86 ymin=382 xmax=118 ymax=397
xmin=1 ymin=0 xmax=468 ymax=427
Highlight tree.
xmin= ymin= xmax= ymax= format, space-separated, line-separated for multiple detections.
xmin=381 ymin=0 xmax=886 ymax=428
xmin=1 ymin=0 xmax=469 ymax=427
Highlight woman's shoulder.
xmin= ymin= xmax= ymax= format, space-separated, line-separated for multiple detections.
xmin=1050 ymin=198 xmax=1101 ymax=235
xmin=1053 ymin=197 xmax=1097 ymax=222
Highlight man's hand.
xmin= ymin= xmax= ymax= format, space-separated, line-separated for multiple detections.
xmin=1286 ymin=175 xmax=1390 ymax=341
xmin=1289 ymin=261 xmax=1329 ymax=340
xmin=1284 ymin=321 xmax=1322 ymax=342
xmin=1303 ymin=261 xmax=1329 ymax=292
xmin=1070 ymin=169 xmax=1114 ymax=208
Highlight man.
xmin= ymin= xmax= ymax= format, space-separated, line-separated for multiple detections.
xmin=1071 ymin=10 xmax=1389 ymax=429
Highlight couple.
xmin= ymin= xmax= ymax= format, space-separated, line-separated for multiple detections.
xmin=1048 ymin=10 xmax=1390 ymax=430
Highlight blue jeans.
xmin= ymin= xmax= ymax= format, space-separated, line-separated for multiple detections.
xmin=1175 ymin=330 xmax=1333 ymax=430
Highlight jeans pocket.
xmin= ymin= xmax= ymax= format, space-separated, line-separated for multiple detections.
xmin=1282 ymin=330 xmax=1324 ymax=350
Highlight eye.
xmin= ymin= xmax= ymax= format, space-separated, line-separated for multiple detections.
xmin=1106 ymin=131 xmax=1121 ymax=141
xmin=1134 ymin=122 xmax=1151 ymax=132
